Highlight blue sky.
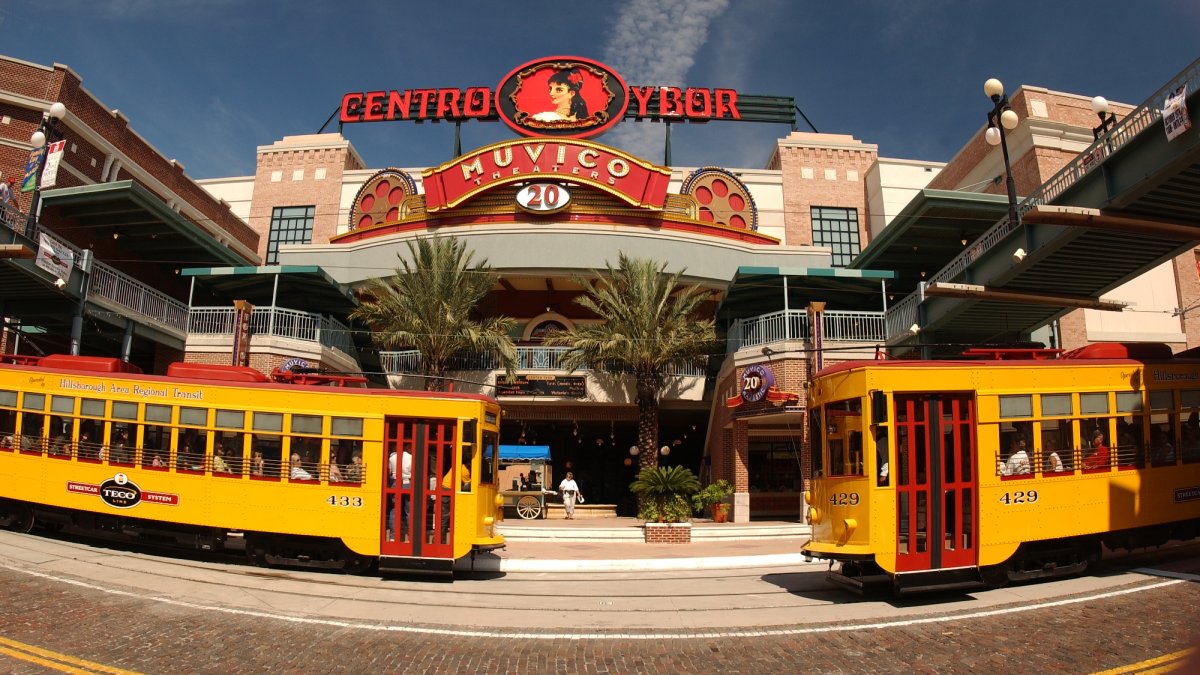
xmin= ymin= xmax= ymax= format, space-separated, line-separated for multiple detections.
xmin=5 ymin=0 xmax=1197 ymax=179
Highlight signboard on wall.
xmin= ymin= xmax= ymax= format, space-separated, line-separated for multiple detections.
xmin=494 ymin=374 xmax=586 ymax=398
xmin=339 ymin=55 xmax=795 ymax=136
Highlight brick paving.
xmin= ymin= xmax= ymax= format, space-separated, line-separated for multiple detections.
xmin=0 ymin=566 xmax=1196 ymax=674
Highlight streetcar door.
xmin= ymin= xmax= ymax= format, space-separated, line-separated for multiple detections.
xmin=380 ymin=418 xmax=456 ymax=559
xmin=894 ymin=394 xmax=977 ymax=572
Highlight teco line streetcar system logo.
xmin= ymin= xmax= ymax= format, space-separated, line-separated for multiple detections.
xmin=338 ymin=55 xmax=795 ymax=140
xmin=67 ymin=473 xmax=179 ymax=509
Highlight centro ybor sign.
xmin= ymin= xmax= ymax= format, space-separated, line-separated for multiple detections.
xmin=339 ymin=55 xmax=794 ymax=140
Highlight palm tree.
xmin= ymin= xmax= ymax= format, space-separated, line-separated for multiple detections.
xmin=350 ymin=236 xmax=517 ymax=392
xmin=545 ymin=253 xmax=716 ymax=469
xmin=629 ymin=465 xmax=700 ymax=522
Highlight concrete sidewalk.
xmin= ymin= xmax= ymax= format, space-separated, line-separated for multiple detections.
xmin=465 ymin=517 xmax=815 ymax=573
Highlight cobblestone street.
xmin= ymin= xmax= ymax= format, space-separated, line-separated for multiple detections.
xmin=0 ymin=561 xmax=1196 ymax=674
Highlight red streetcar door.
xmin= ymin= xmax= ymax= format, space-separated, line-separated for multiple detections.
xmin=380 ymin=418 xmax=457 ymax=559
xmin=894 ymin=394 xmax=977 ymax=572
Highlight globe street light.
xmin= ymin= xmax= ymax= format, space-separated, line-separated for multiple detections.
xmin=984 ymin=79 xmax=1020 ymax=227
xmin=26 ymin=102 xmax=68 ymax=231
xmin=1091 ymin=95 xmax=1118 ymax=141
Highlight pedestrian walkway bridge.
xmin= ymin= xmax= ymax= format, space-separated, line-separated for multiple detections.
xmin=875 ymin=57 xmax=1200 ymax=349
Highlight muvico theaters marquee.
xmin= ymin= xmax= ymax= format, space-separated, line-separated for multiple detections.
xmin=248 ymin=55 xmax=833 ymax=521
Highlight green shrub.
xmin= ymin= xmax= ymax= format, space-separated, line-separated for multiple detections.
xmin=630 ymin=465 xmax=700 ymax=523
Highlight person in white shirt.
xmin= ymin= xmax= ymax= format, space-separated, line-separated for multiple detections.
xmin=1002 ymin=438 xmax=1032 ymax=476
xmin=558 ymin=471 xmax=582 ymax=520
xmin=289 ymin=453 xmax=313 ymax=480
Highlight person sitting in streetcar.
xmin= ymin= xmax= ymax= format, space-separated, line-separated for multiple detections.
xmin=328 ymin=459 xmax=344 ymax=482
xmin=1001 ymin=436 xmax=1031 ymax=476
xmin=1043 ymin=436 xmax=1065 ymax=473
xmin=344 ymin=452 xmax=363 ymax=483
xmin=289 ymin=453 xmax=313 ymax=481
xmin=1083 ymin=429 xmax=1111 ymax=470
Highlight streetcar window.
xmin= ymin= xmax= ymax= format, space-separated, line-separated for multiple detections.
xmin=77 ymin=400 xmax=105 ymax=462
xmin=999 ymin=395 xmax=1032 ymax=418
xmin=1040 ymin=420 xmax=1073 ymax=473
xmin=20 ymin=393 xmax=47 ymax=454
xmin=808 ymin=409 xmax=823 ymax=478
xmin=1149 ymin=390 xmax=1173 ymax=411
xmin=112 ymin=401 xmax=137 ymax=420
xmin=1040 ymin=394 xmax=1072 ymax=417
xmin=215 ymin=409 xmax=243 ymax=428
xmin=180 ymin=406 xmax=208 ymax=426
xmin=1116 ymin=391 xmax=1144 ymax=413
xmin=253 ymin=433 xmax=283 ymax=480
xmin=291 ymin=414 xmax=322 ymax=434
xmin=331 ymin=417 xmax=363 ymax=437
xmin=253 ymin=412 xmax=283 ymax=432
xmin=1080 ymin=393 xmax=1110 ymax=415
xmin=0 ymin=390 xmax=15 ymax=452
xmin=176 ymin=428 xmax=208 ymax=473
xmin=875 ymin=427 xmax=889 ymax=486
xmin=50 ymin=395 xmax=75 ymax=415
xmin=481 ymin=431 xmax=497 ymax=485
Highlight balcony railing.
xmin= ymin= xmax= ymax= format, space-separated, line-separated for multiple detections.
xmin=89 ymin=262 xmax=190 ymax=333
xmin=728 ymin=309 xmax=887 ymax=352
xmin=381 ymin=346 xmax=708 ymax=377
xmin=189 ymin=306 xmax=357 ymax=357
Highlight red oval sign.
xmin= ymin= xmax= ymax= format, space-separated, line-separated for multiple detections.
xmin=495 ymin=56 xmax=629 ymax=140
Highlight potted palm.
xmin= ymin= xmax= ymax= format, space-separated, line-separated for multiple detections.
xmin=692 ymin=479 xmax=733 ymax=523
xmin=630 ymin=465 xmax=700 ymax=543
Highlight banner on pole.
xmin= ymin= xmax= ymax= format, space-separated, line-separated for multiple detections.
xmin=39 ymin=141 xmax=66 ymax=189
xmin=21 ymin=147 xmax=44 ymax=193
xmin=34 ymin=233 xmax=74 ymax=281
xmin=1164 ymin=84 xmax=1191 ymax=142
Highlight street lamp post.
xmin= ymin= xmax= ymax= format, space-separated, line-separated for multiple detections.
xmin=26 ymin=102 xmax=67 ymax=232
xmin=1090 ymin=95 xmax=1118 ymax=140
xmin=983 ymin=79 xmax=1020 ymax=227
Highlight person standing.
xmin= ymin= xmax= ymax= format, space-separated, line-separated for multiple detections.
xmin=558 ymin=471 xmax=582 ymax=520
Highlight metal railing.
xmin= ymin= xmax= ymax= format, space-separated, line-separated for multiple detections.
xmin=89 ymin=262 xmax=190 ymax=332
xmin=189 ymin=306 xmax=357 ymax=357
xmin=728 ymin=309 xmax=887 ymax=352
xmin=884 ymin=57 xmax=1200 ymax=343
xmin=380 ymin=346 xmax=708 ymax=377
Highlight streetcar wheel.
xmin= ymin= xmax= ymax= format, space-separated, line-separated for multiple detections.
xmin=6 ymin=504 xmax=34 ymax=534
xmin=517 ymin=495 xmax=542 ymax=520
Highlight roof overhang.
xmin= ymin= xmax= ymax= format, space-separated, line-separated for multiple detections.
xmin=717 ymin=265 xmax=896 ymax=321
xmin=180 ymin=265 xmax=359 ymax=315
xmin=40 ymin=180 xmax=251 ymax=267
xmin=850 ymin=189 xmax=1013 ymax=294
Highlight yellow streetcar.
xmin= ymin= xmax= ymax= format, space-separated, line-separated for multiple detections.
xmin=0 ymin=353 xmax=504 ymax=577
xmin=802 ymin=343 xmax=1200 ymax=593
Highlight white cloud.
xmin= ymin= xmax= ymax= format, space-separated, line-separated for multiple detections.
xmin=600 ymin=0 xmax=730 ymax=159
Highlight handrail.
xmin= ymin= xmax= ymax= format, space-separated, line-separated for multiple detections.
xmin=89 ymin=261 xmax=189 ymax=332
xmin=189 ymin=306 xmax=358 ymax=358
xmin=885 ymin=57 xmax=1200 ymax=342
xmin=728 ymin=309 xmax=886 ymax=352
xmin=380 ymin=346 xmax=708 ymax=377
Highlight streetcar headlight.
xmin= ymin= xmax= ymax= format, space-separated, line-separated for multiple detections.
xmin=809 ymin=506 xmax=822 ymax=524
xmin=494 ymin=494 xmax=505 ymax=507
xmin=483 ymin=516 xmax=494 ymax=526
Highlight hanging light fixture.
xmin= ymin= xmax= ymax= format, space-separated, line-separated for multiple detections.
xmin=629 ymin=445 xmax=639 ymax=456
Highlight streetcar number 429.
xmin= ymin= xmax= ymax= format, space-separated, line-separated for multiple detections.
xmin=999 ymin=490 xmax=1038 ymax=504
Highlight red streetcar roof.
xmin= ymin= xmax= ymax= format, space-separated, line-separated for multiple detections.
xmin=166 ymin=361 xmax=270 ymax=383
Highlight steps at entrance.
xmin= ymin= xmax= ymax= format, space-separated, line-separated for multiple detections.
xmin=498 ymin=520 xmax=810 ymax=542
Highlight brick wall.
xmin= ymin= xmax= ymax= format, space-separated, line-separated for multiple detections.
xmin=246 ymin=135 xmax=366 ymax=261
xmin=771 ymin=132 xmax=878 ymax=248
xmin=643 ymin=522 xmax=691 ymax=543
xmin=0 ymin=57 xmax=259 ymax=258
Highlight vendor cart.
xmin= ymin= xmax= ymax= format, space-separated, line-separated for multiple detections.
xmin=498 ymin=448 xmax=554 ymax=520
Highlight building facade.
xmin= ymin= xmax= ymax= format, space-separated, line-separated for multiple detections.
xmin=3 ymin=53 xmax=1197 ymax=522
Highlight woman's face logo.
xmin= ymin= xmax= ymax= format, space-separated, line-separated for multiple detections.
xmin=549 ymin=81 xmax=572 ymax=109
xmin=495 ymin=56 xmax=628 ymax=139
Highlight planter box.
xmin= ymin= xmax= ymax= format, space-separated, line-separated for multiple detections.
xmin=644 ymin=522 xmax=692 ymax=543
